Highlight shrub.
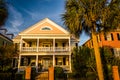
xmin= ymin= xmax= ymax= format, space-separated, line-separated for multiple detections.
xmin=31 ymin=67 xmax=36 ymax=80
xmin=86 ymin=72 xmax=97 ymax=80
xmin=0 ymin=73 xmax=12 ymax=80
xmin=54 ymin=67 xmax=67 ymax=79
xmin=15 ymin=72 xmax=25 ymax=80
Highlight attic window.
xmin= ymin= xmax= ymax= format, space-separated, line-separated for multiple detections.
xmin=41 ymin=26 xmax=52 ymax=30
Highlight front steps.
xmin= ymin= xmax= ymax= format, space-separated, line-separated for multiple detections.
xmin=35 ymin=71 xmax=48 ymax=80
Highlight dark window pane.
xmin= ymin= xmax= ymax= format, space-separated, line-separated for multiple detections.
xmin=117 ymin=33 xmax=120 ymax=40
xmin=63 ymin=58 xmax=66 ymax=65
xmin=104 ymin=33 xmax=107 ymax=40
xmin=111 ymin=33 xmax=114 ymax=41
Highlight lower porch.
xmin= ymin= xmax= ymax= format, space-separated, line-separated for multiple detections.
xmin=18 ymin=55 xmax=71 ymax=72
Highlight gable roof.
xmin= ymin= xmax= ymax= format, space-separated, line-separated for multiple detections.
xmin=19 ymin=18 xmax=69 ymax=35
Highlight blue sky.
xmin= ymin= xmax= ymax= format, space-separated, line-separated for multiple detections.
xmin=5 ymin=0 xmax=89 ymax=45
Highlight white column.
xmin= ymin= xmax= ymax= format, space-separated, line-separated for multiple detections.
xmin=36 ymin=55 xmax=38 ymax=72
xmin=53 ymin=55 xmax=55 ymax=67
xmin=18 ymin=55 xmax=21 ymax=72
xmin=53 ymin=38 xmax=55 ymax=52
xmin=69 ymin=55 xmax=71 ymax=71
xmin=37 ymin=38 xmax=39 ymax=52
xmin=20 ymin=38 xmax=23 ymax=52
xmin=69 ymin=37 xmax=71 ymax=51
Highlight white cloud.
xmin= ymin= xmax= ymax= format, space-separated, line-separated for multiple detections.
xmin=6 ymin=4 xmax=23 ymax=33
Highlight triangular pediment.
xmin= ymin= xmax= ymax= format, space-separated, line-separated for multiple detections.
xmin=20 ymin=18 xmax=69 ymax=35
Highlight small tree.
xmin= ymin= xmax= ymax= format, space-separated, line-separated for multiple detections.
xmin=0 ymin=45 xmax=17 ymax=72
xmin=100 ymin=47 xmax=114 ymax=80
xmin=72 ymin=46 xmax=97 ymax=79
xmin=100 ymin=46 xmax=120 ymax=80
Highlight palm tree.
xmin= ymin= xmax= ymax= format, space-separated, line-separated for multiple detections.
xmin=0 ymin=0 xmax=8 ymax=26
xmin=62 ymin=0 xmax=120 ymax=80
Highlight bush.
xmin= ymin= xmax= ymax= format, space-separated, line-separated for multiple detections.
xmin=0 ymin=73 xmax=12 ymax=80
xmin=54 ymin=67 xmax=67 ymax=80
xmin=86 ymin=72 xmax=97 ymax=80
xmin=31 ymin=67 xmax=37 ymax=80
xmin=15 ymin=72 xmax=25 ymax=80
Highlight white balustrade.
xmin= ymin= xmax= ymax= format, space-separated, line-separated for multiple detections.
xmin=21 ymin=47 xmax=69 ymax=52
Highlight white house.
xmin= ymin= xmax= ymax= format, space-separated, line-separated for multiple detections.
xmin=13 ymin=18 xmax=79 ymax=72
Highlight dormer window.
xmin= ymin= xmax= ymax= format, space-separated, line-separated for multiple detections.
xmin=41 ymin=26 xmax=52 ymax=30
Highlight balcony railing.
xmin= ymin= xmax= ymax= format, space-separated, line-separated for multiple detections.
xmin=21 ymin=47 xmax=70 ymax=52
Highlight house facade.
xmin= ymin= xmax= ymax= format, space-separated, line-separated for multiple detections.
xmin=83 ymin=30 xmax=120 ymax=57
xmin=13 ymin=18 xmax=79 ymax=72
xmin=0 ymin=27 xmax=13 ymax=47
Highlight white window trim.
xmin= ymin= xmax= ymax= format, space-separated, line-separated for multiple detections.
xmin=40 ymin=26 xmax=53 ymax=30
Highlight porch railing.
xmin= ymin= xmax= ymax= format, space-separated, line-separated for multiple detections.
xmin=21 ymin=47 xmax=70 ymax=52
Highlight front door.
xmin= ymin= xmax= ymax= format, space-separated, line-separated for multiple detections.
xmin=43 ymin=58 xmax=51 ymax=70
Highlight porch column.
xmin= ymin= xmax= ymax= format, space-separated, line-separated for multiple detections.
xmin=53 ymin=55 xmax=55 ymax=67
xmin=37 ymin=38 xmax=39 ymax=52
xmin=53 ymin=38 xmax=55 ymax=52
xmin=36 ymin=55 xmax=38 ymax=72
xmin=69 ymin=55 xmax=71 ymax=71
xmin=18 ymin=55 xmax=21 ymax=72
xmin=20 ymin=38 xmax=23 ymax=52
xmin=69 ymin=37 xmax=71 ymax=51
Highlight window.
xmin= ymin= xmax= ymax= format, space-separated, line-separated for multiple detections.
xmin=2 ymin=41 xmax=7 ymax=46
xmin=117 ymin=33 xmax=120 ymax=40
xmin=41 ymin=26 xmax=52 ymax=30
xmin=23 ymin=43 xmax=25 ymax=47
xmin=114 ymin=48 xmax=120 ymax=58
xmin=104 ymin=33 xmax=107 ymax=40
xmin=104 ymin=33 xmax=113 ymax=41
xmin=63 ymin=58 xmax=66 ymax=65
xmin=55 ymin=57 xmax=63 ymax=65
xmin=29 ymin=42 xmax=32 ymax=47
xmin=55 ymin=43 xmax=58 ymax=47
xmin=62 ymin=43 xmax=65 ymax=47
xmin=111 ymin=33 xmax=114 ymax=41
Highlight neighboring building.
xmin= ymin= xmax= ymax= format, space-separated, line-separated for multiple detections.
xmin=0 ymin=27 xmax=14 ymax=47
xmin=83 ymin=30 xmax=120 ymax=57
xmin=13 ymin=18 xmax=79 ymax=72
xmin=0 ymin=27 xmax=16 ymax=68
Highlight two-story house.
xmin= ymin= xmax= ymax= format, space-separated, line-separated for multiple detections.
xmin=13 ymin=18 xmax=79 ymax=72
xmin=0 ymin=27 xmax=13 ymax=46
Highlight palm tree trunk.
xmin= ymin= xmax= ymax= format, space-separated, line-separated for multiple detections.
xmin=91 ymin=32 xmax=104 ymax=80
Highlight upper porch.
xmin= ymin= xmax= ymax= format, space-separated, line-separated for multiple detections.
xmin=19 ymin=37 xmax=71 ymax=52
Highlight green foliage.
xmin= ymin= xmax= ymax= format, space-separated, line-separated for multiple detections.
xmin=86 ymin=72 xmax=97 ymax=80
xmin=15 ymin=72 xmax=25 ymax=80
xmin=100 ymin=46 xmax=120 ymax=80
xmin=31 ymin=67 xmax=37 ymax=80
xmin=62 ymin=1 xmax=120 ymax=80
xmin=62 ymin=0 xmax=120 ymax=37
xmin=0 ymin=0 xmax=8 ymax=26
xmin=54 ymin=67 xmax=66 ymax=79
xmin=0 ymin=45 xmax=18 ymax=72
xmin=72 ymin=46 xmax=97 ymax=79
xmin=0 ymin=73 xmax=12 ymax=80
